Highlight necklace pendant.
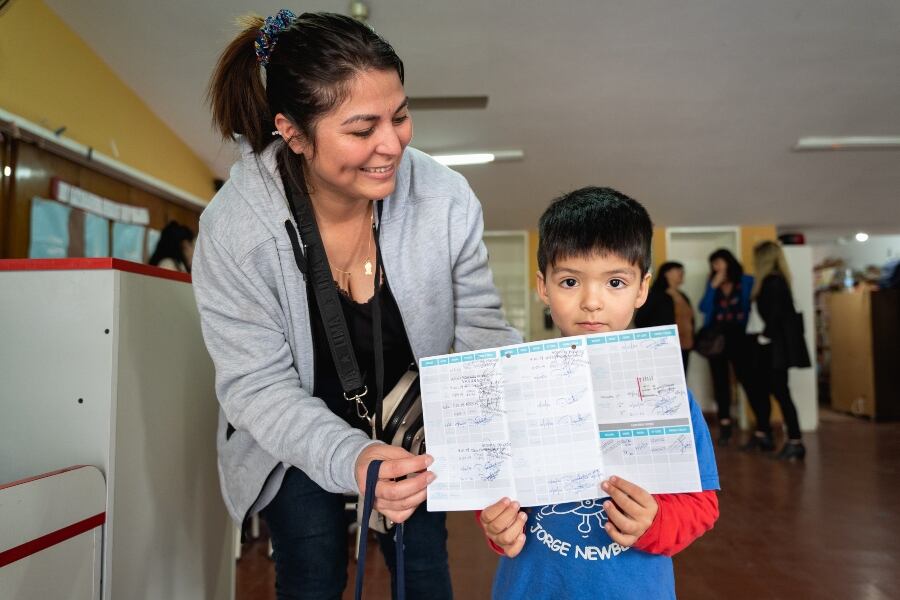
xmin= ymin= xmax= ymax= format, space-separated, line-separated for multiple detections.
xmin=364 ymin=259 xmax=373 ymax=276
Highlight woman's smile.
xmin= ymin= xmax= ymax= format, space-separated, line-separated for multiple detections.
xmin=359 ymin=164 xmax=396 ymax=179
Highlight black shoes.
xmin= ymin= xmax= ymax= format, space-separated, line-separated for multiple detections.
xmin=740 ymin=432 xmax=775 ymax=452
xmin=738 ymin=433 xmax=804 ymax=460
xmin=776 ymin=442 xmax=806 ymax=461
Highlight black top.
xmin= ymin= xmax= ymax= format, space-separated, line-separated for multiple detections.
xmin=756 ymin=274 xmax=793 ymax=341
xmin=308 ymin=278 xmax=415 ymax=433
xmin=757 ymin=274 xmax=811 ymax=369
xmin=634 ymin=289 xmax=692 ymax=328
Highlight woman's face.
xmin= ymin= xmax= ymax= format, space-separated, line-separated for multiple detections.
xmin=711 ymin=258 xmax=727 ymax=275
xmin=665 ymin=267 xmax=684 ymax=288
xmin=294 ymin=69 xmax=412 ymax=204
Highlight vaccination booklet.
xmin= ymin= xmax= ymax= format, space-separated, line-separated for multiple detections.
xmin=419 ymin=325 xmax=702 ymax=511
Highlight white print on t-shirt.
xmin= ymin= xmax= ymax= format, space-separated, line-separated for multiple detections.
xmin=531 ymin=500 xmax=631 ymax=561
xmin=539 ymin=500 xmax=608 ymax=537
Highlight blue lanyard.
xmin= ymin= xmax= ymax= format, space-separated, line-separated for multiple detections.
xmin=355 ymin=459 xmax=405 ymax=600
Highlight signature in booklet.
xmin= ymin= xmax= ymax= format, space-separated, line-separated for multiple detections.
xmin=538 ymin=412 xmax=591 ymax=429
xmin=548 ymin=349 xmax=589 ymax=377
xmin=537 ymin=391 xmax=585 ymax=409
xmin=547 ymin=468 xmax=603 ymax=497
xmin=459 ymin=442 xmax=512 ymax=482
xmin=668 ymin=434 xmax=694 ymax=455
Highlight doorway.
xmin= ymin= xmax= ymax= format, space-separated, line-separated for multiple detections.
xmin=666 ymin=228 xmax=742 ymax=422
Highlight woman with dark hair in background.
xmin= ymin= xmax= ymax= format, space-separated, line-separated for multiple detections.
xmin=149 ymin=220 xmax=195 ymax=273
xmin=635 ymin=261 xmax=694 ymax=371
xmin=698 ymin=248 xmax=755 ymax=445
xmin=194 ymin=10 xmax=520 ymax=598
xmin=744 ymin=241 xmax=811 ymax=459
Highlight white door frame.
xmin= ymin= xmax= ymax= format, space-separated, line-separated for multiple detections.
xmin=665 ymin=226 xmax=742 ymax=265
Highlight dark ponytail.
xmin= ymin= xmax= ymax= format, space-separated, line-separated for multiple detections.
xmin=207 ymin=12 xmax=404 ymax=156
xmin=208 ymin=15 xmax=272 ymax=154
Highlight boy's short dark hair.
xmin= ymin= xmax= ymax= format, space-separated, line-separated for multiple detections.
xmin=537 ymin=186 xmax=653 ymax=275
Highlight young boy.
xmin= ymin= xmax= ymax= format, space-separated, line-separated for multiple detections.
xmin=479 ymin=187 xmax=720 ymax=599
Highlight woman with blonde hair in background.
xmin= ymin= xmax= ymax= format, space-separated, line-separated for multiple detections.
xmin=743 ymin=241 xmax=811 ymax=460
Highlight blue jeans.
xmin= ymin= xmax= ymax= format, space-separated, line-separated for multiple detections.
xmin=261 ymin=467 xmax=452 ymax=600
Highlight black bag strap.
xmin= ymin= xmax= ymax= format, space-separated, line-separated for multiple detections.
xmin=355 ymin=460 xmax=406 ymax=600
xmin=372 ymin=202 xmax=386 ymax=439
xmin=280 ymin=171 xmax=367 ymax=404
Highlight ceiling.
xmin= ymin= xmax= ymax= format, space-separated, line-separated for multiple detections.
xmin=45 ymin=0 xmax=900 ymax=237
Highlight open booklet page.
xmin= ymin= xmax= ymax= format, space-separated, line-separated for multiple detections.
xmin=420 ymin=325 xmax=702 ymax=512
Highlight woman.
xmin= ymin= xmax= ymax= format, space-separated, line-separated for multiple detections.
xmin=148 ymin=220 xmax=194 ymax=272
xmin=698 ymin=249 xmax=755 ymax=445
xmin=634 ymin=261 xmax=694 ymax=371
xmin=195 ymin=11 xmax=520 ymax=598
xmin=744 ymin=241 xmax=810 ymax=460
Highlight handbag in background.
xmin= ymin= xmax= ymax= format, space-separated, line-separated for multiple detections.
xmin=695 ymin=325 xmax=726 ymax=357
xmin=784 ymin=311 xmax=812 ymax=369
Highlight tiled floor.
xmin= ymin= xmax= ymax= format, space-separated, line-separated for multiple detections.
xmin=236 ymin=411 xmax=900 ymax=599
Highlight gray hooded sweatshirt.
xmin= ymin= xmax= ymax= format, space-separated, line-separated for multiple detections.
xmin=192 ymin=141 xmax=522 ymax=522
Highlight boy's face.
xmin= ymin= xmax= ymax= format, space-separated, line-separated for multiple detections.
xmin=537 ymin=251 xmax=651 ymax=337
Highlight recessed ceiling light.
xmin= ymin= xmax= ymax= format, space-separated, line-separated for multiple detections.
xmin=794 ymin=136 xmax=900 ymax=151
xmin=855 ymin=232 xmax=869 ymax=242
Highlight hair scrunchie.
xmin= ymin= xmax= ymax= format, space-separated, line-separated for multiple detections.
xmin=255 ymin=9 xmax=297 ymax=67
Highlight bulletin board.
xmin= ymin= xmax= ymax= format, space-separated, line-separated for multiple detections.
xmin=1 ymin=136 xmax=203 ymax=260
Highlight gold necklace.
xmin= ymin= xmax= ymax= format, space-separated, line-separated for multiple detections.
xmin=334 ymin=203 xmax=374 ymax=278
xmin=363 ymin=209 xmax=374 ymax=277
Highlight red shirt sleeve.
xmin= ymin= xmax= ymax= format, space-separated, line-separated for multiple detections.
xmin=474 ymin=510 xmax=506 ymax=556
xmin=632 ymin=490 xmax=719 ymax=556
xmin=476 ymin=491 xmax=719 ymax=558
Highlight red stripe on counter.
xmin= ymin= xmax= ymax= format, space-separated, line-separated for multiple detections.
xmin=0 ymin=258 xmax=190 ymax=283
xmin=0 ymin=512 xmax=106 ymax=568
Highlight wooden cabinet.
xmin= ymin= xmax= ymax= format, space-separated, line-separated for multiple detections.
xmin=828 ymin=289 xmax=900 ymax=420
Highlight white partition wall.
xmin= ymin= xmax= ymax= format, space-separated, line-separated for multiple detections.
xmin=0 ymin=259 xmax=233 ymax=600
xmin=783 ymin=246 xmax=818 ymax=431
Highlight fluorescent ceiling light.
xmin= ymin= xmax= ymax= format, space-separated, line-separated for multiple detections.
xmin=794 ymin=136 xmax=900 ymax=151
xmin=431 ymin=150 xmax=524 ymax=166
xmin=433 ymin=153 xmax=495 ymax=166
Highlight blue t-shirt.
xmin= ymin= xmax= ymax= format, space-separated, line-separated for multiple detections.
xmin=492 ymin=393 xmax=719 ymax=600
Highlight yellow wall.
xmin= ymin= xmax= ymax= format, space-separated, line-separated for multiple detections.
xmin=740 ymin=225 xmax=779 ymax=274
xmin=0 ymin=1 xmax=214 ymax=200
xmin=651 ymin=226 xmax=667 ymax=273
